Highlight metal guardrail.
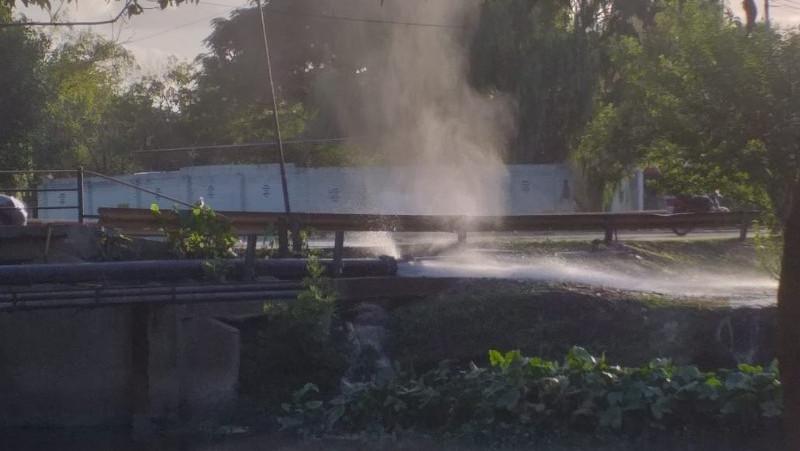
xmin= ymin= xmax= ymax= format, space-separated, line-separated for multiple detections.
xmin=98 ymin=207 xmax=761 ymax=240
xmin=0 ymin=168 xmax=86 ymax=222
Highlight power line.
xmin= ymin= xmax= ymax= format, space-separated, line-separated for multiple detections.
xmin=199 ymin=1 xmax=251 ymax=8
xmin=124 ymin=9 xmax=232 ymax=43
xmin=124 ymin=2 xmax=466 ymax=48
xmin=124 ymin=1 xmax=242 ymax=44
xmin=131 ymin=137 xmax=353 ymax=154
xmin=772 ymin=3 xmax=800 ymax=10
xmin=0 ymin=0 xmax=134 ymax=28
xmin=259 ymin=5 xmax=466 ymax=30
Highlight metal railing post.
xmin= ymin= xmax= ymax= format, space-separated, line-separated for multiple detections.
xmin=332 ymin=231 xmax=345 ymax=277
xmin=77 ymin=167 xmax=85 ymax=224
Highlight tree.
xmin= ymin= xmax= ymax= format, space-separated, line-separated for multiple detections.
xmin=2 ymin=0 xmax=194 ymax=18
xmin=31 ymin=31 xmax=135 ymax=172
xmin=470 ymin=0 xmax=656 ymax=164
xmin=0 ymin=6 xmax=48 ymax=182
xmin=188 ymin=0 xmax=376 ymax=165
xmin=103 ymin=60 xmax=198 ymax=171
xmin=573 ymin=0 xmax=800 ymax=215
xmin=778 ymin=179 xmax=800 ymax=450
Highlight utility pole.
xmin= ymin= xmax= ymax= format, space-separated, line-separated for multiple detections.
xmin=256 ymin=0 xmax=290 ymax=215
xmin=256 ymin=0 xmax=293 ymax=255
xmin=765 ymin=0 xmax=770 ymax=26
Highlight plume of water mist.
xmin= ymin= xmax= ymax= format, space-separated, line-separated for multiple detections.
xmin=349 ymin=232 xmax=401 ymax=259
xmin=398 ymin=251 xmax=778 ymax=306
xmin=315 ymin=0 xmax=515 ymax=216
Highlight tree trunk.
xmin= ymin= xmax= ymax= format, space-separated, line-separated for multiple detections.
xmin=778 ymin=179 xmax=800 ymax=450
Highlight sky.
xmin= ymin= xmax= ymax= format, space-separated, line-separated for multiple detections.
xmin=16 ymin=0 xmax=251 ymax=74
xmin=15 ymin=0 xmax=800 ymax=76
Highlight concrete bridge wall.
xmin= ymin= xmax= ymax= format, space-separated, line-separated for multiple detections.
xmin=0 ymin=302 xmax=260 ymax=428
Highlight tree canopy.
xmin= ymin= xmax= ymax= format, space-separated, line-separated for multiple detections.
xmin=0 ymin=0 xmax=798 ymax=218
xmin=573 ymin=0 xmax=799 ymax=216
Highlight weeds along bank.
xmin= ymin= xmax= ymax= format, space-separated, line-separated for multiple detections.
xmin=237 ymin=281 xmax=779 ymax=446
xmin=388 ymin=280 xmax=776 ymax=371
xmin=278 ymin=347 xmax=782 ymax=447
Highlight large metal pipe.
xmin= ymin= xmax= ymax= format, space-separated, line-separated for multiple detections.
xmin=0 ymin=281 xmax=302 ymax=301
xmin=0 ymin=257 xmax=397 ymax=285
xmin=0 ymin=289 xmax=301 ymax=312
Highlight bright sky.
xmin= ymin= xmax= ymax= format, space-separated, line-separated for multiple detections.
xmin=15 ymin=0 xmax=800 ymax=75
xmin=16 ymin=0 xmax=251 ymax=73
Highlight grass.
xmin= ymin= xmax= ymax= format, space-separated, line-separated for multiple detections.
xmin=387 ymin=278 xmax=775 ymax=372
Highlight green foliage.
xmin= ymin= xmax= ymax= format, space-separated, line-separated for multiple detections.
xmin=278 ymin=347 xmax=782 ymax=442
xmin=0 ymin=15 xmax=48 ymax=182
xmin=574 ymin=0 xmax=800 ymax=216
xmin=200 ymin=258 xmax=233 ymax=282
xmin=186 ymin=1 xmax=368 ymax=167
xmin=2 ymin=0 xmax=197 ymax=17
xmin=32 ymin=32 xmax=134 ymax=172
xmin=98 ymin=59 xmax=198 ymax=172
xmin=753 ymin=222 xmax=783 ymax=280
xmin=2 ymin=0 xmax=797 ymax=220
xmin=292 ymin=252 xmax=337 ymax=337
xmin=151 ymin=203 xmax=236 ymax=259
xmin=242 ymin=255 xmax=343 ymax=407
xmin=472 ymin=0 xmax=612 ymax=163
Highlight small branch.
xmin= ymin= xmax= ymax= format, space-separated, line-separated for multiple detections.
xmin=0 ymin=0 xmax=135 ymax=28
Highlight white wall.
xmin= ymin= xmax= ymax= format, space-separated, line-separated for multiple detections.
xmin=609 ymin=170 xmax=645 ymax=212
xmin=36 ymin=163 xmax=621 ymax=220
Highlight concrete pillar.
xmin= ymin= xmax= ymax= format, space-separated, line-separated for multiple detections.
xmin=130 ymin=305 xmax=154 ymax=439
xmin=132 ymin=304 xmax=242 ymax=434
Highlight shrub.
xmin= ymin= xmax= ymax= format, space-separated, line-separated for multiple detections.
xmin=753 ymin=221 xmax=783 ymax=280
xmin=278 ymin=347 xmax=781 ymax=442
xmin=240 ymin=254 xmax=345 ymax=407
xmin=151 ymin=203 xmax=237 ymax=259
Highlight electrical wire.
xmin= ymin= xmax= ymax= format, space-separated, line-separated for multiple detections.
xmin=131 ymin=137 xmax=353 ymax=154
xmin=258 ymin=5 xmax=466 ymax=30
xmin=123 ymin=9 xmax=234 ymax=43
xmin=772 ymin=3 xmax=800 ymax=10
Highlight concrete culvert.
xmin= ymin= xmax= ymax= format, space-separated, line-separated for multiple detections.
xmin=0 ymin=194 xmax=27 ymax=226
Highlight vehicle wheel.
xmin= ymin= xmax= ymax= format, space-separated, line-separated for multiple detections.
xmin=671 ymin=227 xmax=693 ymax=236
